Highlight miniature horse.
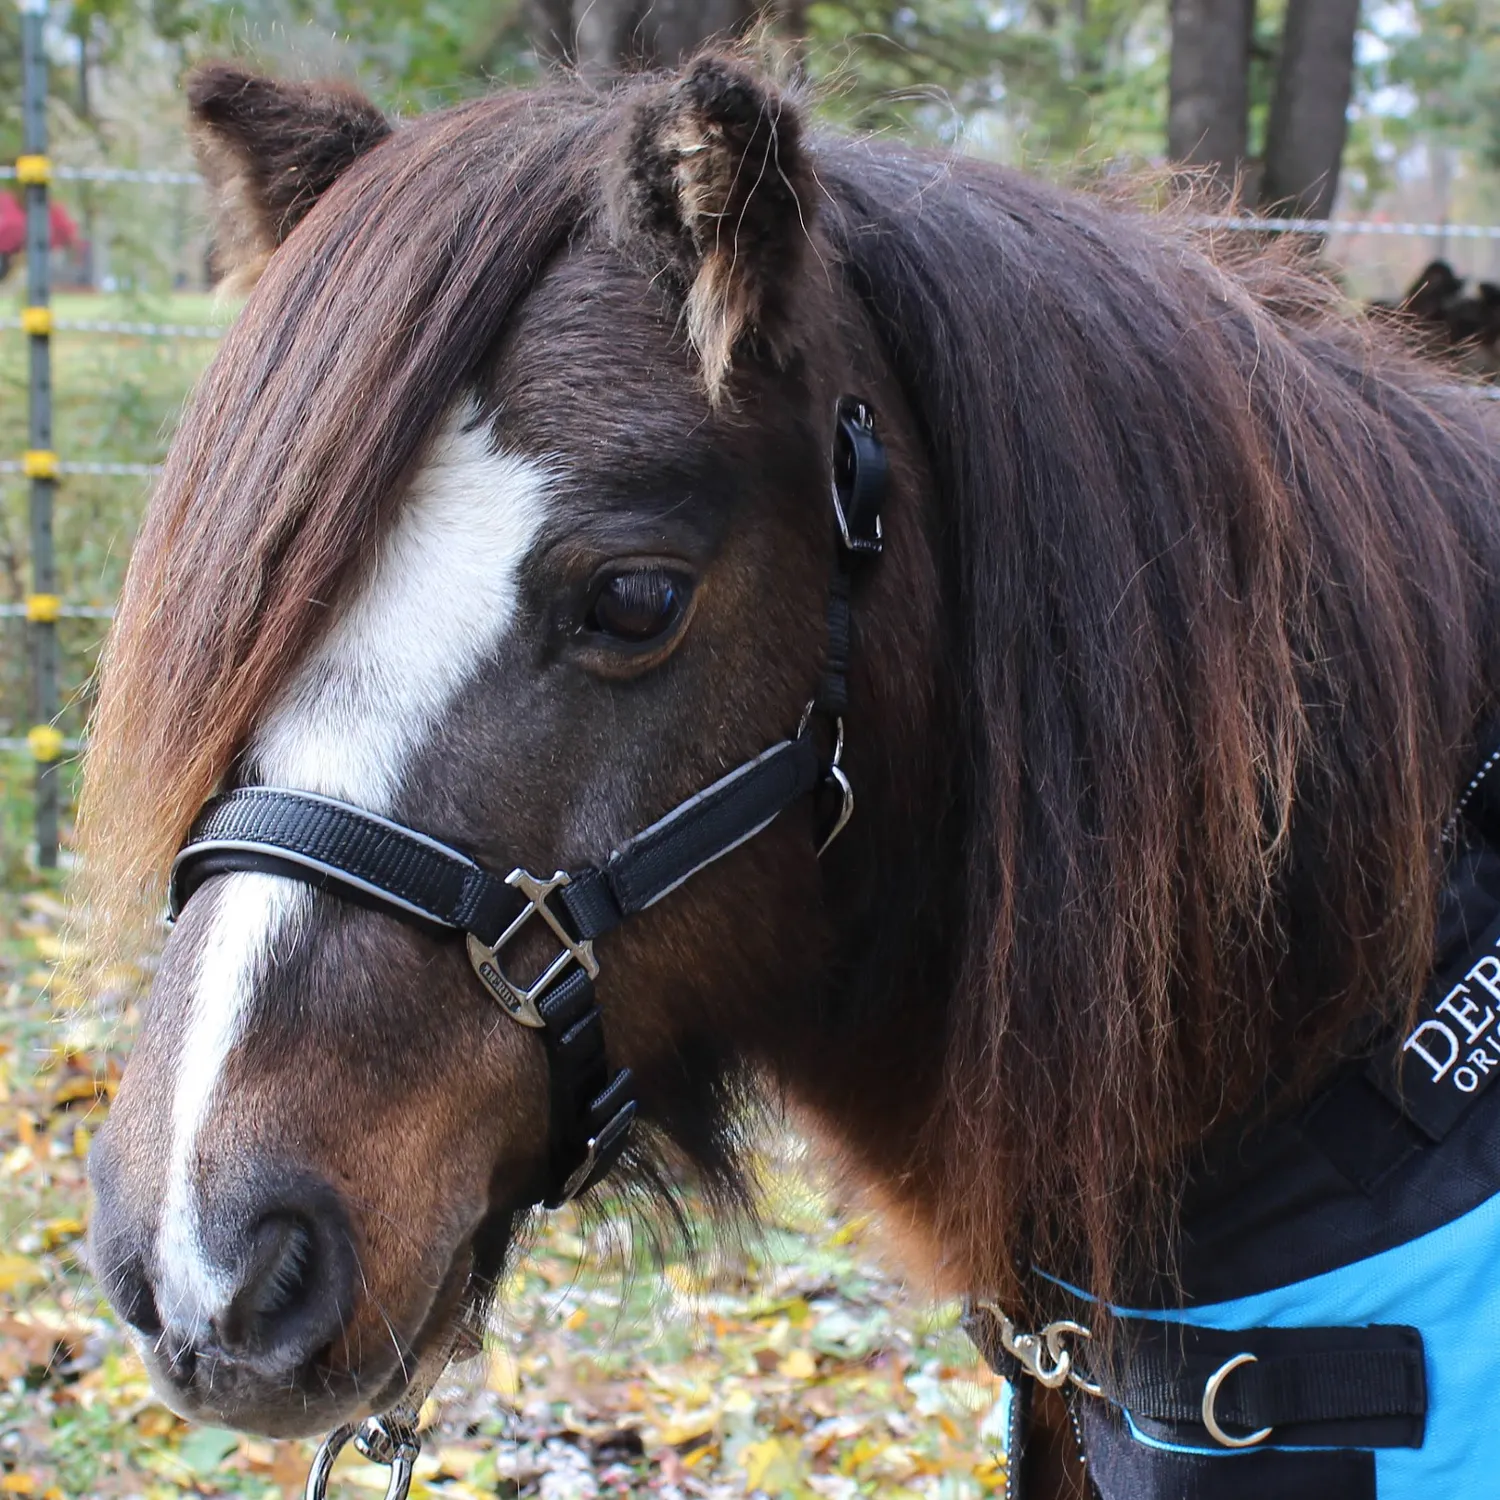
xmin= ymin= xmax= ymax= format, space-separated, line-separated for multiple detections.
xmin=80 ymin=54 xmax=1500 ymax=1499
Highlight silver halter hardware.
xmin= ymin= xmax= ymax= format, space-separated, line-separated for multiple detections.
xmin=976 ymin=1304 xmax=1276 ymax=1450
xmin=465 ymin=868 xmax=600 ymax=1028
xmin=305 ymin=1414 xmax=420 ymax=1500
xmin=1201 ymin=1352 xmax=1273 ymax=1448
xmin=974 ymin=1302 xmax=1105 ymax=1398
xmin=797 ymin=701 xmax=855 ymax=857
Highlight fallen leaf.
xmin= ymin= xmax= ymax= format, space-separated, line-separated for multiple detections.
xmin=742 ymin=1436 xmax=805 ymax=1493
xmin=51 ymin=1075 xmax=113 ymax=1108
xmin=39 ymin=1217 xmax=85 ymax=1251
xmin=657 ymin=1409 xmax=719 ymax=1447
xmin=176 ymin=1427 xmax=241 ymax=1475
xmin=487 ymin=1349 xmax=520 ymax=1398
xmin=0 ymin=1254 xmax=45 ymax=1295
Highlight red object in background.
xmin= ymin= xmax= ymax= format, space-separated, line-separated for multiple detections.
xmin=0 ymin=193 xmax=80 ymax=255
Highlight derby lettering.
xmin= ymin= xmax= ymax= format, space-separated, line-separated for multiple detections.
xmin=1404 ymin=1019 xmax=1460 ymax=1083
xmin=1437 ymin=981 xmax=1495 ymax=1043
xmin=1467 ymin=953 xmax=1500 ymax=1005
xmin=1371 ymin=886 xmax=1500 ymax=1136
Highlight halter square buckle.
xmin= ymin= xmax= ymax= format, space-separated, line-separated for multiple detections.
xmin=466 ymin=870 xmax=599 ymax=1029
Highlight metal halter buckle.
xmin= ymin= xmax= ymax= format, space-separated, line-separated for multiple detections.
xmin=465 ymin=869 xmax=599 ymax=1028
xmin=305 ymin=1415 xmax=419 ymax=1500
xmin=832 ymin=398 xmax=885 ymax=556
xmin=555 ymin=1094 xmax=638 ymax=1204
xmin=975 ymin=1302 xmax=1105 ymax=1398
xmin=817 ymin=717 xmax=854 ymax=857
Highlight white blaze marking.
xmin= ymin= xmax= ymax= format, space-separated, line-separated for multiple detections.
xmin=158 ymin=409 xmax=553 ymax=1323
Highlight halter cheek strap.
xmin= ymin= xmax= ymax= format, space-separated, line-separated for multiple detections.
xmin=167 ymin=396 xmax=888 ymax=1213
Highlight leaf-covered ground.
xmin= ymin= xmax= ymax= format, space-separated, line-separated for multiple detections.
xmin=0 ymin=753 xmax=1012 ymax=1500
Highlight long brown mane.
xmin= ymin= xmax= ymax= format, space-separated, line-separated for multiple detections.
xmin=818 ymin=144 xmax=1500 ymax=1303
xmin=81 ymin=68 xmax=1500 ymax=1312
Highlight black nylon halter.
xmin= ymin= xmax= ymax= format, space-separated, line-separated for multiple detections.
xmin=169 ymin=396 xmax=888 ymax=1209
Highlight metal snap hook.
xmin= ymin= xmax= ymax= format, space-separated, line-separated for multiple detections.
xmin=1201 ymin=1353 xmax=1272 ymax=1449
xmin=305 ymin=1416 xmax=420 ymax=1500
xmin=1043 ymin=1319 xmax=1105 ymax=1399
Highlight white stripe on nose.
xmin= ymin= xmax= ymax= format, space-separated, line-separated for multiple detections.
xmin=158 ymin=873 xmax=308 ymax=1325
xmin=155 ymin=406 xmax=554 ymax=1325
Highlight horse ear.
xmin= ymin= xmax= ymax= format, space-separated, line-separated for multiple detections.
xmin=186 ymin=65 xmax=391 ymax=287
xmin=607 ymin=56 xmax=817 ymax=399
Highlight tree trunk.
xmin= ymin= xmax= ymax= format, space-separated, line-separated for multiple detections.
xmin=1167 ymin=0 xmax=1253 ymax=190
xmin=1260 ymin=0 xmax=1361 ymax=217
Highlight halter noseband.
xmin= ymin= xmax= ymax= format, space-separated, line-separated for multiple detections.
xmin=167 ymin=396 xmax=888 ymax=1210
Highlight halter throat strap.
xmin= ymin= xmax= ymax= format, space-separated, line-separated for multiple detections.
xmin=167 ymin=395 xmax=887 ymax=1210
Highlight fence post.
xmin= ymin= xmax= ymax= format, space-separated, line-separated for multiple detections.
xmin=19 ymin=0 xmax=60 ymax=868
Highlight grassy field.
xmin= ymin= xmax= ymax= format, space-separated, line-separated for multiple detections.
xmin=0 ymin=300 xmax=1012 ymax=1498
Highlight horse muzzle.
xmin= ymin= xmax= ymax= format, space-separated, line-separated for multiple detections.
xmin=88 ymin=1123 xmax=414 ymax=1437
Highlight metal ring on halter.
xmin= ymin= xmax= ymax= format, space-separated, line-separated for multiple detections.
xmin=796 ymin=701 xmax=856 ymax=856
xmin=305 ymin=1416 xmax=420 ymax=1500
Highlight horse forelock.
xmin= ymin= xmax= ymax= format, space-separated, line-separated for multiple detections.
xmin=78 ymin=89 xmax=612 ymax=962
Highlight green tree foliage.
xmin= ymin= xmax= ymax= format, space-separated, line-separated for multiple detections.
xmin=0 ymin=8 xmax=21 ymax=162
xmin=14 ymin=0 xmax=1500 ymax=205
xmin=806 ymin=0 xmax=1169 ymax=160
xmin=185 ymin=0 xmax=536 ymax=110
xmin=1363 ymin=0 xmax=1500 ymax=169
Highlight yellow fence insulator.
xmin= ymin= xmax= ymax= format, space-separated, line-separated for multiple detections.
xmin=21 ymin=450 xmax=58 ymax=480
xmin=27 ymin=725 xmax=65 ymax=763
xmin=25 ymin=594 xmax=61 ymax=624
xmin=14 ymin=154 xmax=52 ymax=186
xmin=19 ymin=306 xmax=51 ymax=337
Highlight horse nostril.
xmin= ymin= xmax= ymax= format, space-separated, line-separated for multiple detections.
xmin=160 ymin=1332 xmax=199 ymax=1389
xmin=212 ymin=1193 xmax=355 ymax=1370
xmin=218 ymin=1213 xmax=317 ymax=1353
xmin=249 ymin=1215 xmax=315 ymax=1322
xmin=108 ymin=1255 xmax=164 ymax=1338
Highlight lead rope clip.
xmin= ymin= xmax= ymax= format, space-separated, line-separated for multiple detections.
xmin=305 ymin=1413 xmax=421 ymax=1500
xmin=973 ymin=1301 xmax=1105 ymax=1398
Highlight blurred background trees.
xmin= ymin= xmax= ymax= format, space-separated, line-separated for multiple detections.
xmin=6 ymin=0 xmax=1500 ymax=295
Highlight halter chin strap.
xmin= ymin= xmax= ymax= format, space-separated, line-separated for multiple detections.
xmin=167 ymin=395 xmax=888 ymax=1212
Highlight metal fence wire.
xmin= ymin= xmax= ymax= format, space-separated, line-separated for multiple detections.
xmin=9 ymin=8 xmax=1500 ymax=859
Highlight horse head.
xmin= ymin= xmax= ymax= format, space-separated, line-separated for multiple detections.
xmin=82 ymin=56 xmax=942 ymax=1436
xmin=81 ymin=53 xmax=1500 ymax=1448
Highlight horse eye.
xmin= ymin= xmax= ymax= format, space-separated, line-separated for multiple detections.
xmin=585 ymin=568 xmax=689 ymax=644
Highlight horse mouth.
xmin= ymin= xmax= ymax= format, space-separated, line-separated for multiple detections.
xmin=361 ymin=1202 xmax=522 ymax=1422
xmin=362 ymin=1234 xmax=488 ymax=1418
xmin=139 ymin=1228 xmax=489 ymax=1441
